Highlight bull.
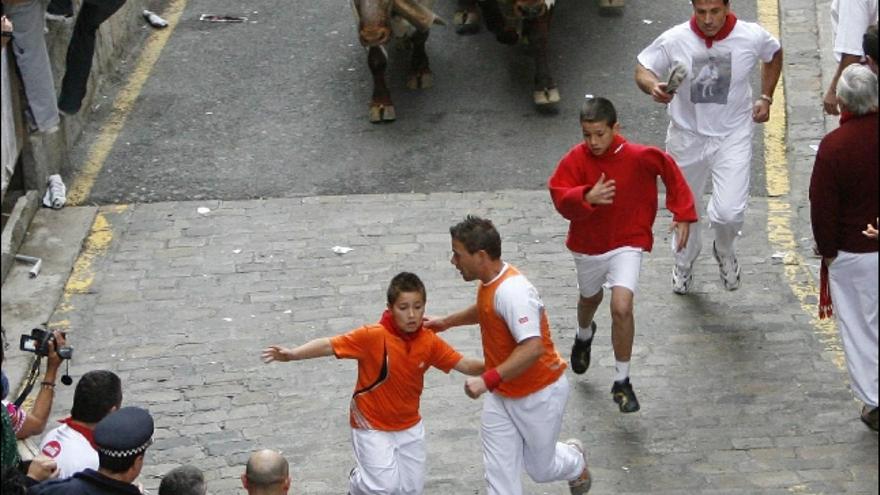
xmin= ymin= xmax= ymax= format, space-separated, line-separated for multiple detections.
xmin=452 ymin=0 xmax=626 ymax=107
xmin=352 ymin=0 xmax=445 ymax=122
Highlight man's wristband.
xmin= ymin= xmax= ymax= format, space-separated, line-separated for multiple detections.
xmin=759 ymin=94 xmax=773 ymax=105
xmin=40 ymin=381 xmax=55 ymax=389
xmin=482 ymin=369 xmax=502 ymax=392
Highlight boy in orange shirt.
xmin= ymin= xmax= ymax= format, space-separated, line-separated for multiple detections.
xmin=262 ymin=272 xmax=484 ymax=495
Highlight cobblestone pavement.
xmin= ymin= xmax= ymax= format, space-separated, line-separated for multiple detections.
xmin=5 ymin=0 xmax=878 ymax=493
xmin=41 ymin=191 xmax=877 ymax=494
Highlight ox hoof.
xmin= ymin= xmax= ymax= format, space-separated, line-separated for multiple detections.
xmin=533 ymin=87 xmax=561 ymax=106
xmin=598 ymin=0 xmax=625 ymax=16
xmin=454 ymin=9 xmax=481 ymax=34
xmin=369 ymin=104 xmax=397 ymax=123
xmin=407 ymin=69 xmax=434 ymax=90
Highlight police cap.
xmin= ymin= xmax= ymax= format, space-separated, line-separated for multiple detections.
xmin=93 ymin=406 xmax=154 ymax=458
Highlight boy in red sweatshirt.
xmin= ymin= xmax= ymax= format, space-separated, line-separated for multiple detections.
xmin=548 ymin=96 xmax=697 ymax=412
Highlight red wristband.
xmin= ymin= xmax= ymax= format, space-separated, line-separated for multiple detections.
xmin=482 ymin=369 xmax=502 ymax=392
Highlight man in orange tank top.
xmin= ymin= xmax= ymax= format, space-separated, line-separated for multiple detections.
xmin=262 ymin=272 xmax=484 ymax=494
xmin=425 ymin=216 xmax=592 ymax=495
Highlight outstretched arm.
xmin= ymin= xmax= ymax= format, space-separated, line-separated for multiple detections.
xmin=453 ymin=356 xmax=485 ymax=377
xmin=423 ymin=304 xmax=479 ymax=333
xmin=262 ymin=338 xmax=334 ymax=363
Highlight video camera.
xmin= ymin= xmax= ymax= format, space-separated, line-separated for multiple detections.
xmin=19 ymin=328 xmax=73 ymax=360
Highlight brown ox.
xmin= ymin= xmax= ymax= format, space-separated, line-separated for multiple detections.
xmin=352 ymin=0 xmax=443 ymax=122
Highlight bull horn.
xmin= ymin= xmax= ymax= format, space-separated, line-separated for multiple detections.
xmin=392 ymin=0 xmax=446 ymax=31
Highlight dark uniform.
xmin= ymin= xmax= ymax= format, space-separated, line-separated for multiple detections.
xmin=29 ymin=407 xmax=154 ymax=495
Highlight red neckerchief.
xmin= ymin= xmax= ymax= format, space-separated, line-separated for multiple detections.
xmin=379 ymin=309 xmax=421 ymax=342
xmin=60 ymin=417 xmax=97 ymax=449
xmin=690 ymin=12 xmax=737 ymax=48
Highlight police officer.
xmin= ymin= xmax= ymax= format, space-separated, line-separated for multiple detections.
xmin=29 ymin=406 xmax=154 ymax=494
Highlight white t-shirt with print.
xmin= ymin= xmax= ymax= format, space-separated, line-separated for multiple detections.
xmin=831 ymin=0 xmax=878 ymax=61
xmin=39 ymin=423 xmax=99 ymax=479
xmin=638 ymin=20 xmax=781 ymax=137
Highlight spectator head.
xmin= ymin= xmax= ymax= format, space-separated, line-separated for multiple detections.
xmin=93 ymin=407 xmax=154 ymax=481
xmin=241 ymin=449 xmax=291 ymax=495
xmin=836 ymin=64 xmax=879 ymax=116
xmin=864 ymin=24 xmax=878 ymax=74
xmin=449 ymin=215 xmax=502 ymax=260
xmin=159 ymin=465 xmax=206 ymax=495
xmin=1 ymin=465 xmax=27 ymax=495
xmin=70 ymin=370 xmax=122 ymax=424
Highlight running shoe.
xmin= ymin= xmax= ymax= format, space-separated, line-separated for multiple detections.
xmin=565 ymin=438 xmax=592 ymax=494
xmin=672 ymin=263 xmax=694 ymax=295
xmin=570 ymin=321 xmax=597 ymax=375
xmin=712 ymin=242 xmax=741 ymax=291
xmin=611 ymin=378 xmax=640 ymax=413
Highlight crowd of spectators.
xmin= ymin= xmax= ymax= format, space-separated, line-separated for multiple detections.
xmin=1 ymin=328 xmax=294 ymax=494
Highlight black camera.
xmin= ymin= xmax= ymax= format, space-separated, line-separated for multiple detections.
xmin=19 ymin=328 xmax=73 ymax=360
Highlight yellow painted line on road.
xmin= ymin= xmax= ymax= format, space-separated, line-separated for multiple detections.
xmin=67 ymin=0 xmax=189 ymax=205
xmin=54 ymin=205 xmax=128 ymax=328
xmin=758 ymin=0 xmax=845 ymax=371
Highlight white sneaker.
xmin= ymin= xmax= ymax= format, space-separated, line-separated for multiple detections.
xmin=566 ymin=438 xmax=592 ymax=494
xmin=42 ymin=174 xmax=66 ymax=209
xmin=672 ymin=263 xmax=693 ymax=295
xmin=713 ymin=242 xmax=740 ymax=291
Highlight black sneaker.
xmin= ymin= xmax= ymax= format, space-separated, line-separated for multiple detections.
xmin=611 ymin=378 xmax=640 ymax=413
xmin=861 ymin=405 xmax=879 ymax=432
xmin=45 ymin=0 xmax=74 ymax=21
xmin=570 ymin=322 xmax=597 ymax=375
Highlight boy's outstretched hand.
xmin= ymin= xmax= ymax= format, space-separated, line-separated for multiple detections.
xmin=464 ymin=376 xmax=488 ymax=399
xmin=671 ymin=221 xmax=691 ymax=252
xmin=262 ymin=345 xmax=292 ymax=363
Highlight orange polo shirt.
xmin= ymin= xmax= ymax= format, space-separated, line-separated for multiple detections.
xmin=330 ymin=323 xmax=463 ymax=431
xmin=477 ymin=264 xmax=566 ymax=398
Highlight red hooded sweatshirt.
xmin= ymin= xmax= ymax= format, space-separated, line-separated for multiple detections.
xmin=548 ymin=135 xmax=698 ymax=255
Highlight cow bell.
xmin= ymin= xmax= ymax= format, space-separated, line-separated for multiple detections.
xmin=392 ymin=0 xmax=446 ymax=32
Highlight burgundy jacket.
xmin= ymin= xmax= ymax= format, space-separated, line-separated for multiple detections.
xmin=809 ymin=111 xmax=879 ymax=257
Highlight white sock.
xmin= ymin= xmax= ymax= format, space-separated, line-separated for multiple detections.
xmin=576 ymin=324 xmax=594 ymax=341
xmin=614 ymin=360 xmax=630 ymax=382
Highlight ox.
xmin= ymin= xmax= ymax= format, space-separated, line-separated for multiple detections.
xmin=352 ymin=0 xmax=444 ymax=122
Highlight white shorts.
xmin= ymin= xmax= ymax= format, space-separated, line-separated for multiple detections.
xmin=572 ymin=247 xmax=643 ymax=297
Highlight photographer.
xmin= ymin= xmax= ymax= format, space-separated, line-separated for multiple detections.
xmin=1 ymin=326 xmax=68 ymax=452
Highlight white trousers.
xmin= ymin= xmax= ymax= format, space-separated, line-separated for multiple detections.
xmin=666 ymin=122 xmax=753 ymax=268
xmin=829 ymin=251 xmax=879 ymax=408
xmin=349 ymin=422 xmax=426 ymax=495
xmin=482 ymin=374 xmax=585 ymax=495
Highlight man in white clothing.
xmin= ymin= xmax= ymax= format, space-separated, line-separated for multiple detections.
xmin=635 ymin=0 xmax=782 ymax=295
xmin=38 ymin=370 xmax=122 ymax=479
xmin=823 ymin=0 xmax=878 ymax=114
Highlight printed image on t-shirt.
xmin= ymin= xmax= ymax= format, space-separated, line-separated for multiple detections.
xmin=690 ymin=52 xmax=731 ymax=104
